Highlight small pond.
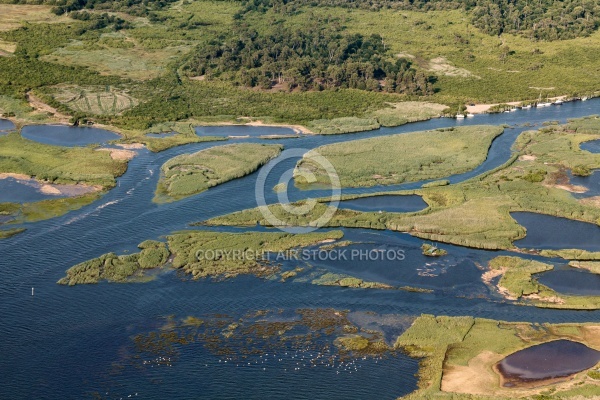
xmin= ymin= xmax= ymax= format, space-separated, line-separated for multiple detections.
xmin=338 ymin=195 xmax=427 ymax=213
xmin=195 ymin=125 xmax=298 ymax=138
xmin=512 ymin=212 xmax=600 ymax=251
xmin=537 ymin=267 xmax=600 ymax=296
xmin=497 ymin=340 xmax=600 ymax=387
xmin=21 ymin=125 xmax=120 ymax=147
xmin=581 ymin=140 xmax=600 ymax=154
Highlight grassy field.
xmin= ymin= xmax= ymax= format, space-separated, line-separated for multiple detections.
xmin=295 ymin=125 xmax=503 ymax=187
xmin=395 ymin=315 xmax=600 ymax=399
xmin=59 ymin=230 xmax=344 ymax=285
xmin=207 ymin=117 xmax=600 ymax=250
xmin=0 ymin=4 xmax=70 ymax=32
xmin=154 ymin=143 xmax=283 ymax=203
xmin=52 ymin=85 xmax=138 ymax=115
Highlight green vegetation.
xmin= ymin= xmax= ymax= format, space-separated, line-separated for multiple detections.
xmin=154 ymin=143 xmax=282 ymax=202
xmin=0 ymin=133 xmax=127 ymax=187
xmin=295 ymin=126 xmax=503 ymax=187
xmin=569 ymin=261 xmax=600 ymax=274
xmin=4 ymin=0 xmax=600 ymax=135
xmin=0 ymin=132 xmax=130 ymax=237
xmin=59 ymin=230 xmax=344 ymax=285
xmin=311 ymin=272 xmax=393 ymax=289
xmin=396 ymin=315 xmax=600 ymax=399
xmin=487 ymin=256 xmax=600 ymax=309
xmin=0 ymin=228 xmax=26 ymax=239
xmin=58 ymin=240 xmax=169 ymax=285
xmin=540 ymin=249 xmax=600 ymax=260
xmin=421 ymin=243 xmax=447 ymax=257
xmin=206 ymin=117 xmax=600 ymax=250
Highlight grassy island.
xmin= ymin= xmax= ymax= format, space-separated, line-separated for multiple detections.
xmin=59 ymin=230 xmax=344 ymax=285
xmin=154 ymin=143 xmax=283 ymax=203
xmin=206 ymin=117 xmax=600 ymax=250
xmin=396 ymin=315 xmax=600 ymax=399
xmin=485 ymin=256 xmax=600 ymax=310
xmin=295 ymin=126 xmax=503 ymax=188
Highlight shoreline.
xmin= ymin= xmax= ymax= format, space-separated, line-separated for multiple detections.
xmin=466 ymin=95 xmax=574 ymax=114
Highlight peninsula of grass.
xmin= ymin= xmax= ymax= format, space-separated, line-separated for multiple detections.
xmin=206 ymin=117 xmax=600 ymax=250
xmin=485 ymin=256 xmax=600 ymax=310
xmin=58 ymin=230 xmax=344 ymax=285
xmin=295 ymin=125 xmax=503 ymax=188
xmin=0 ymin=133 xmax=127 ymax=187
xmin=0 ymin=132 xmax=129 ymax=236
xmin=154 ymin=143 xmax=283 ymax=203
xmin=395 ymin=315 xmax=600 ymax=399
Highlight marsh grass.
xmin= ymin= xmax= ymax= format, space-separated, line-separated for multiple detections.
xmin=59 ymin=230 xmax=345 ymax=284
xmin=154 ymin=143 xmax=283 ymax=202
xmin=207 ymin=118 xmax=600 ymax=250
xmin=295 ymin=125 xmax=503 ymax=188
xmin=488 ymin=256 xmax=600 ymax=310
xmin=396 ymin=315 xmax=600 ymax=398
xmin=0 ymin=132 xmax=127 ymax=187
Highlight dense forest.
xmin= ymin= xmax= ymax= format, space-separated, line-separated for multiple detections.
xmin=182 ymin=21 xmax=433 ymax=93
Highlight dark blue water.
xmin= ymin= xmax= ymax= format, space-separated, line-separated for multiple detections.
xmin=0 ymin=177 xmax=67 ymax=203
xmin=581 ymin=140 xmax=600 ymax=153
xmin=338 ymin=195 xmax=427 ymax=213
xmin=3 ymin=99 xmax=600 ymax=399
xmin=569 ymin=170 xmax=600 ymax=198
xmin=512 ymin=212 xmax=600 ymax=251
xmin=498 ymin=339 xmax=600 ymax=384
xmin=21 ymin=124 xmax=120 ymax=147
xmin=538 ymin=266 xmax=600 ymax=296
xmin=196 ymin=125 xmax=297 ymax=137
xmin=0 ymin=118 xmax=14 ymax=134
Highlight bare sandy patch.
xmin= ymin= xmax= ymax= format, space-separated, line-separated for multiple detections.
xmin=189 ymin=75 xmax=206 ymax=81
xmin=39 ymin=184 xmax=62 ymax=195
xmin=519 ymin=155 xmax=537 ymax=161
xmin=97 ymin=148 xmax=137 ymax=161
xmin=26 ymin=92 xmax=70 ymax=123
xmin=0 ymin=173 xmax=31 ymax=180
xmin=442 ymin=351 xmax=502 ymax=395
xmin=544 ymin=183 xmax=588 ymax=194
xmin=117 ymin=143 xmax=145 ymax=150
xmin=580 ymin=196 xmax=600 ymax=208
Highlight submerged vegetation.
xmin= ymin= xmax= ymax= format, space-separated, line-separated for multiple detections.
xmin=207 ymin=117 xmax=600 ymax=250
xmin=396 ymin=315 xmax=600 ymax=398
xmin=154 ymin=143 xmax=282 ymax=202
xmin=295 ymin=125 xmax=503 ymax=187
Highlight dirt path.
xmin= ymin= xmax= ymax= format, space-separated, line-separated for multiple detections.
xmin=26 ymin=92 xmax=70 ymax=123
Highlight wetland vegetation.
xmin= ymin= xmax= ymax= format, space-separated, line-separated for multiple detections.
xmin=154 ymin=143 xmax=283 ymax=203
xmin=486 ymin=256 xmax=600 ymax=309
xmin=295 ymin=125 xmax=503 ymax=187
xmin=208 ymin=117 xmax=600 ymax=250
xmin=395 ymin=315 xmax=600 ymax=398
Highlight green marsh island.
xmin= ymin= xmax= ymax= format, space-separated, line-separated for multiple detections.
xmin=154 ymin=143 xmax=283 ymax=203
